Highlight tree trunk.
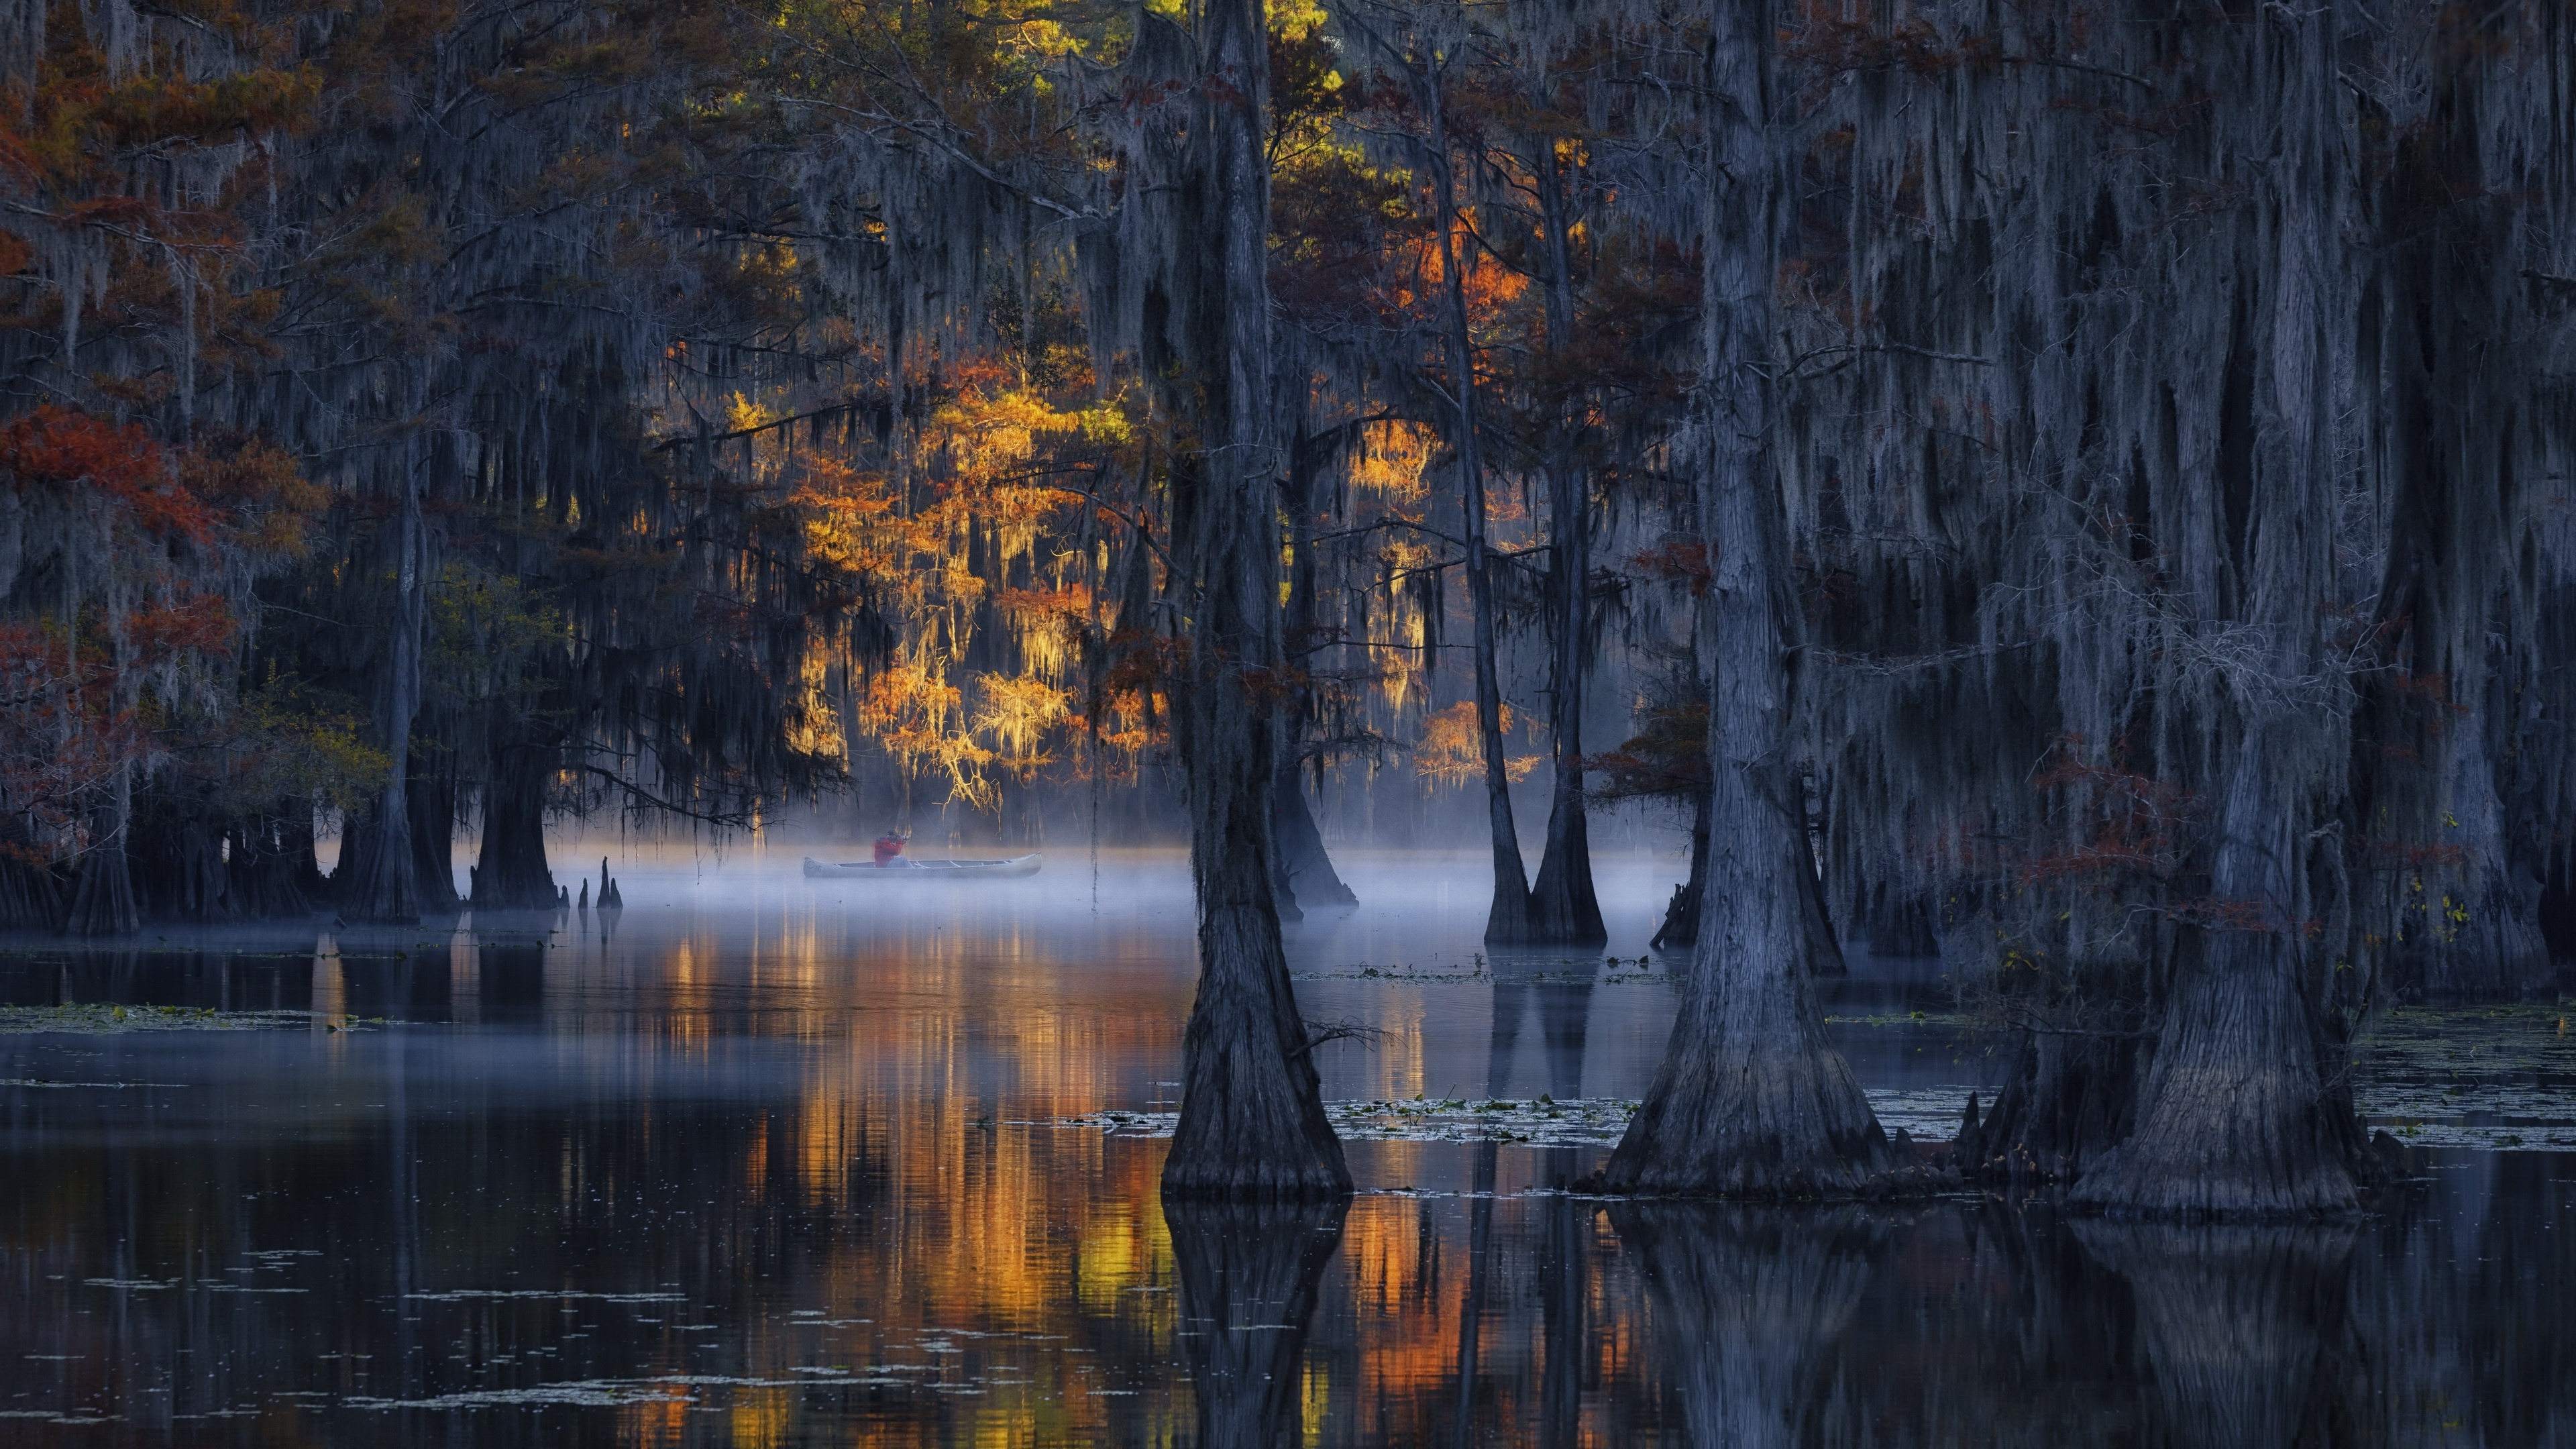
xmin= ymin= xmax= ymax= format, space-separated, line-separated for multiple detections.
xmin=1417 ymin=66 xmax=1532 ymax=946
xmin=471 ymin=737 xmax=556 ymax=907
xmin=224 ymin=813 xmax=315 ymax=920
xmin=1525 ymin=138 xmax=1604 ymax=947
xmin=65 ymin=775 xmax=137 ymax=937
xmin=1150 ymin=0 xmax=1350 ymax=1200
xmin=1601 ymin=0 xmax=1896 ymax=1196
xmin=1273 ymin=425 xmax=1359 ymax=914
xmin=407 ymin=759 xmax=460 ymax=912
xmin=2072 ymin=9 xmax=2363 ymax=1217
xmin=1526 ymin=457 xmax=1605 ymax=945
xmin=2407 ymin=708 xmax=2553 ymax=998
xmin=1273 ymin=762 xmax=1356 ymax=908
xmin=350 ymin=474 xmax=427 ymax=924
xmin=1162 ymin=1197 xmax=1348 ymax=1448
xmin=1652 ymin=786 xmax=1713 ymax=952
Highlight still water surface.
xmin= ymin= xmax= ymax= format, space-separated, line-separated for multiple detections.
xmin=0 ymin=851 xmax=2569 ymax=1445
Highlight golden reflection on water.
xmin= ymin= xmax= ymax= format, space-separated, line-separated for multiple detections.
xmin=506 ymin=883 xmax=1637 ymax=1447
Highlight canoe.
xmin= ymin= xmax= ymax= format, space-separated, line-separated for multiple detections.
xmin=802 ymin=853 xmax=1042 ymax=880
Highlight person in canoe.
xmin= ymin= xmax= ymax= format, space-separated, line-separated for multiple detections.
xmin=873 ymin=827 xmax=911 ymax=867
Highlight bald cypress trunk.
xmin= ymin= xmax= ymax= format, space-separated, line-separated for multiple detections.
xmin=350 ymin=474 xmax=426 ymax=925
xmin=1395 ymin=58 xmax=1536 ymax=947
xmin=407 ymin=760 xmax=460 ymax=912
xmin=2072 ymin=4 xmax=2363 ymax=1217
xmin=472 ymin=728 xmax=558 ymax=909
xmin=65 ymin=773 xmax=137 ymax=937
xmin=1526 ymin=455 xmax=1605 ymax=945
xmin=1525 ymin=142 xmax=1604 ymax=947
xmin=1601 ymin=0 xmax=1895 ymax=1196
xmin=1151 ymin=0 xmax=1350 ymax=1200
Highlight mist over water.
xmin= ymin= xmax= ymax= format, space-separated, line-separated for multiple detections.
xmin=0 ymin=849 xmax=2568 ymax=1444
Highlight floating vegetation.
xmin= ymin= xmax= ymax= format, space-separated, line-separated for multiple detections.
xmin=1067 ymin=1054 xmax=2576 ymax=1152
xmin=407 ymin=1289 xmax=688 ymax=1303
xmin=0 ymin=1078 xmax=187 ymax=1088
xmin=0 ymin=1004 xmax=374 ymax=1034
xmin=1291 ymin=959 xmax=1671 ymax=985
xmin=341 ymin=1381 xmax=691 ymax=1411
xmin=2349 ymin=1003 xmax=2576 ymax=1149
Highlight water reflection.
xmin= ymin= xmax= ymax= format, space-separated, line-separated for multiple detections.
xmin=2072 ymin=1222 xmax=2353 ymax=1449
xmin=1165 ymin=1198 xmax=1346 ymax=1447
xmin=0 ymin=855 xmax=2565 ymax=1443
xmin=1613 ymin=1205 xmax=1878 ymax=1448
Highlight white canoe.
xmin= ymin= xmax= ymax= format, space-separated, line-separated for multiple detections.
xmin=802 ymin=853 xmax=1042 ymax=880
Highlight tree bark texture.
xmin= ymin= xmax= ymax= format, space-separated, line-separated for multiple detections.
xmin=1162 ymin=1196 xmax=1348 ymax=1448
xmin=1415 ymin=68 xmax=1534 ymax=947
xmin=2072 ymin=7 xmax=2363 ymax=1217
xmin=1147 ymin=0 xmax=1352 ymax=1200
xmin=1526 ymin=455 xmax=1605 ymax=945
xmin=1602 ymin=0 xmax=1896 ymax=1196
xmin=350 ymin=473 xmax=427 ymax=924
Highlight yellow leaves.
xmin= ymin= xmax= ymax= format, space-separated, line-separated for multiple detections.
xmin=1075 ymin=400 xmax=1132 ymax=445
xmin=727 ymin=392 xmax=774 ymax=434
xmin=1350 ymin=419 xmax=1434 ymax=502
xmin=1413 ymin=700 xmax=1539 ymax=788
xmin=971 ymin=674 xmax=1069 ymax=769
xmin=932 ymin=383 xmax=1092 ymax=478
xmin=1267 ymin=0 xmax=1332 ymax=42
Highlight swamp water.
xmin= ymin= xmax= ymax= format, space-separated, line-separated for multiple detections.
xmin=0 ymin=851 xmax=2569 ymax=1446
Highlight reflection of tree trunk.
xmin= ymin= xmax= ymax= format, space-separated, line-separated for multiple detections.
xmin=1536 ymin=1147 xmax=1589 ymax=1449
xmin=1613 ymin=1205 xmax=1880 ymax=1449
xmin=2072 ymin=1222 xmax=2354 ymax=1449
xmin=1163 ymin=1196 xmax=1348 ymax=1449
